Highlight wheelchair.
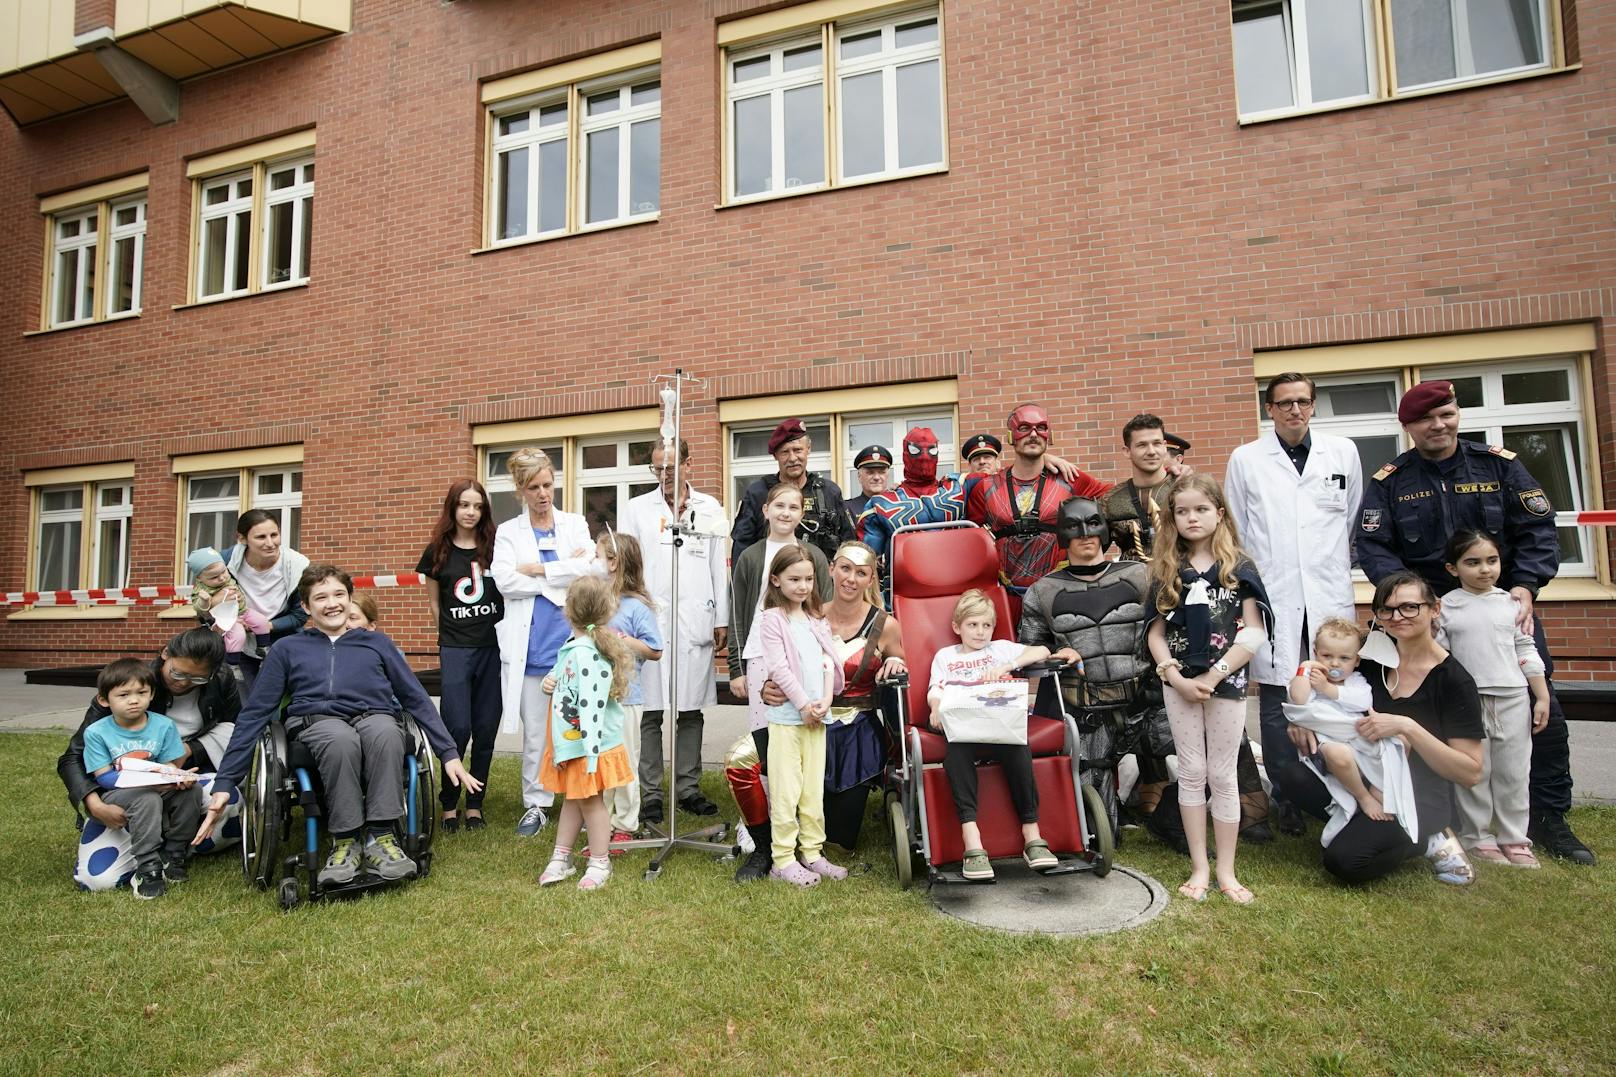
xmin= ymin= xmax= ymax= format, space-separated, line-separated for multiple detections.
xmin=239 ymin=711 xmax=439 ymax=909
xmin=882 ymin=521 xmax=1112 ymax=889
xmin=1049 ymin=672 xmax=1160 ymax=850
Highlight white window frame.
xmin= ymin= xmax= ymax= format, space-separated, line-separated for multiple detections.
xmin=261 ymin=157 xmax=314 ymax=290
xmin=49 ymin=206 xmax=99 ymax=328
xmin=577 ymin=69 xmax=662 ymax=229
xmin=1390 ymin=0 xmax=1554 ymax=93
xmin=251 ymin=466 xmax=304 ymax=550
xmin=106 ymin=197 xmax=146 ymax=317
xmin=483 ymin=443 xmax=568 ymax=523
xmin=728 ymin=418 xmax=835 ymax=509
xmin=91 ymin=481 xmax=134 ymax=589
xmin=832 ymin=9 xmax=946 ymax=184
xmin=1424 ymin=355 xmax=1593 ymax=577
xmin=1232 ymin=0 xmax=1380 ymax=120
xmin=184 ymin=471 xmax=245 ymax=560
xmin=574 ymin=433 xmax=661 ymax=536
xmin=723 ymin=3 xmax=946 ymax=205
xmin=725 ymin=34 xmax=829 ymax=202
xmin=841 ymin=407 xmax=957 ymax=494
xmin=490 ymin=93 xmax=572 ymax=244
xmin=196 ymin=170 xmax=255 ymax=301
xmin=34 ymin=485 xmax=86 ymax=592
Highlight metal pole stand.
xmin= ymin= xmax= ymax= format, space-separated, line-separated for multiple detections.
xmin=638 ymin=368 xmax=731 ymax=879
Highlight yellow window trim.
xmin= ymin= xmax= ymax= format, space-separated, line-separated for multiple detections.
xmin=185 ymin=129 xmax=317 ymax=179
xmin=160 ymin=606 xmax=200 ymax=620
xmin=481 ymin=41 xmax=661 ymax=105
xmin=25 ymin=462 xmax=134 ymax=487
xmin=1253 ymin=324 xmax=1597 ymax=379
xmin=171 ymin=444 xmax=304 ymax=475
xmin=473 ymin=408 xmax=662 ymax=446
xmin=718 ymin=378 xmax=957 ymax=424
xmin=718 ymin=0 xmax=926 ymax=46
xmin=38 ymin=172 xmax=150 ymax=215
xmin=7 ymin=606 xmax=131 ymax=621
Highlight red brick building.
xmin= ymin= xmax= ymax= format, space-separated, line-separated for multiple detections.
xmin=2 ymin=0 xmax=1613 ymax=677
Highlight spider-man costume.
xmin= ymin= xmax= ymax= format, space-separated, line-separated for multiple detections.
xmin=857 ymin=427 xmax=968 ymax=563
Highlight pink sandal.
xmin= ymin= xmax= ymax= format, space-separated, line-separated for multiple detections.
xmin=800 ymin=856 xmax=848 ymax=881
xmin=770 ymin=861 xmax=820 ymax=887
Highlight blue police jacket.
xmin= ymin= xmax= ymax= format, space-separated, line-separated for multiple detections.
xmin=1357 ymin=439 xmax=1558 ymax=597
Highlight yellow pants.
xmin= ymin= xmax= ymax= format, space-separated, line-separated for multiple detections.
xmin=767 ymin=721 xmax=826 ymax=869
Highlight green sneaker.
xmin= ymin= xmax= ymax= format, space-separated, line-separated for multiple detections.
xmin=318 ymin=837 xmax=362 ymax=886
xmin=363 ymin=832 xmax=418 ymax=881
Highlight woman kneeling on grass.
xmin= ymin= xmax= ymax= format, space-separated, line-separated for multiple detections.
xmin=196 ymin=565 xmax=480 ymax=884
xmin=1286 ymin=571 xmax=1485 ymax=886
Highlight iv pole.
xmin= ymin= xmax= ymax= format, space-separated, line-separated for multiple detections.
xmin=638 ymin=368 xmax=732 ymax=879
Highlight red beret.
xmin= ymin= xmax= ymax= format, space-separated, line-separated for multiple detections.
xmin=1397 ymin=381 xmax=1457 ymax=424
xmin=768 ymin=418 xmax=809 ymax=455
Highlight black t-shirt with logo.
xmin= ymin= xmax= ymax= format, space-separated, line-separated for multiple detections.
xmin=415 ymin=543 xmax=503 ymax=649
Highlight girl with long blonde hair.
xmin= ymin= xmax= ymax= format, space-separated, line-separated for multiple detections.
xmin=596 ymin=530 xmax=664 ymax=842
xmin=1145 ymin=475 xmax=1271 ymax=906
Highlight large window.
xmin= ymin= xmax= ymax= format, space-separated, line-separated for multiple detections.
xmin=24 ymin=472 xmax=134 ymax=593
xmin=480 ymin=426 xmax=659 ymax=537
xmin=172 ymin=448 xmax=304 ymax=582
xmin=724 ymin=5 xmax=945 ymax=204
xmin=39 ymin=176 xmax=148 ymax=330
xmin=485 ymin=48 xmax=661 ymax=246
xmin=187 ymin=132 xmax=316 ymax=303
xmin=1256 ymin=331 xmax=1600 ymax=582
xmin=1231 ymin=0 xmax=1559 ymax=120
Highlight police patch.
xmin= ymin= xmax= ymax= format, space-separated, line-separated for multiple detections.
xmin=1361 ymin=508 xmax=1382 ymax=532
xmin=1519 ymin=488 xmax=1551 ymax=517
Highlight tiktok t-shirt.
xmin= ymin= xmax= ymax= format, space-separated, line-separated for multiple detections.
xmin=415 ymin=542 xmax=504 ymax=649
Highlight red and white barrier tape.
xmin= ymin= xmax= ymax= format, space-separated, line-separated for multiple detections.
xmin=4 ymin=572 xmax=426 ymax=606
xmin=1556 ymin=510 xmax=1616 ymax=528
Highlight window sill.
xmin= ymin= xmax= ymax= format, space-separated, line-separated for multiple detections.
xmin=1238 ymin=63 xmax=1580 ymax=127
xmin=472 ymin=214 xmax=658 ymax=256
xmin=717 ymin=164 xmax=949 ymax=210
xmin=173 ymin=281 xmax=308 ymax=312
xmin=159 ymin=606 xmax=199 ymax=620
xmin=7 ymin=606 xmax=131 ymax=621
xmin=23 ymin=312 xmax=141 ymax=338
xmin=1352 ymin=576 xmax=1616 ymax=605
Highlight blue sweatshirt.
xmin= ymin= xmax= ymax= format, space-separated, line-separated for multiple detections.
xmin=213 ymin=627 xmax=458 ymax=798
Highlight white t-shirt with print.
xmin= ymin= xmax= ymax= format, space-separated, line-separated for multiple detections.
xmin=929 ymin=639 xmax=1025 ymax=689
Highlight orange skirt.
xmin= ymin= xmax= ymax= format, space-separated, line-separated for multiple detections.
xmin=539 ymin=736 xmax=633 ymax=799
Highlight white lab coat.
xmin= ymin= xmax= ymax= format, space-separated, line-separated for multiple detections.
xmin=1225 ymin=430 xmax=1362 ymax=686
xmin=621 ymin=486 xmax=730 ymax=711
xmin=490 ymin=509 xmax=600 ymax=734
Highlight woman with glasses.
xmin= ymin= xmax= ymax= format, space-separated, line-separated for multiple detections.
xmin=57 ymin=629 xmax=243 ymax=888
xmin=1285 ymin=571 xmax=1485 ymax=885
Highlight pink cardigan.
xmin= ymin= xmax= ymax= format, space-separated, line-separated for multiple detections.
xmin=748 ymin=607 xmax=845 ymax=728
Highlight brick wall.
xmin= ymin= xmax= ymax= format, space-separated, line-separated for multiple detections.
xmin=1 ymin=0 xmax=1613 ymax=675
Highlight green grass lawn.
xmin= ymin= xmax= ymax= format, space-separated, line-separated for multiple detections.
xmin=4 ymin=731 xmax=1612 ymax=1075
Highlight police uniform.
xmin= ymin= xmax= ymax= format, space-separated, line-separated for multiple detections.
xmin=1356 ymin=439 xmax=1575 ymax=822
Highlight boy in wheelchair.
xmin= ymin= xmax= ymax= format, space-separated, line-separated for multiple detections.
xmin=196 ymin=564 xmax=480 ymax=884
xmin=926 ymin=589 xmax=1058 ymax=881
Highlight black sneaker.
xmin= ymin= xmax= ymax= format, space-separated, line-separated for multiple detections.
xmin=131 ymin=869 xmax=166 ymax=900
xmin=1272 ymin=797 xmax=1305 ymax=837
xmin=679 ymin=794 xmax=720 ymax=817
xmin=734 ymin=846 xmax=773 ymax=883
xmin=161 ymin=855 xmax=190 ymax=883
xmin=1528 ymin=811 xmax=1596 ymax=865
xmin=641 ymin=798 xmax=665 ymax=826
xmin=1241 ymin=822 xmax=1273 ymax=845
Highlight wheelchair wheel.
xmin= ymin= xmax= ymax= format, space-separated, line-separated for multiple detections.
xmin=1081 ymin=782 xmax=1114 ymax=878
xmin=277 ymin=878 xmax=300 ymax=911
xmin=401 ymin=715 xmax=438 ymax=863
xmin=887 ymin=793 xmax=914 ymax=890
xmin=241 ymin=723 xmax=287 ymax=890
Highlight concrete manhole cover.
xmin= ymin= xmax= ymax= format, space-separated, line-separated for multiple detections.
xmin=927 ymin=863 xmax=1168 ymax=937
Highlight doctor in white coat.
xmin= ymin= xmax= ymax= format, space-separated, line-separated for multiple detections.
xmin=621 ymin=439 xmax=730 ymax=822
xmin=1225 ymin=372 xmax=1362 ymax=833
xmin=491 ymin=446 xmax=601 ymax=836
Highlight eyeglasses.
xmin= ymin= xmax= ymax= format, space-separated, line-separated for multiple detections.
xmin=1270 ymin=398 xmax=1314 ymax=412
xmin=1373 ymin=602 xmax=1430 ymax=620
xmin=649 ymin=465 xmax=677 ymax=476
xmin=165 ymin=665 xmax=212 ymax=685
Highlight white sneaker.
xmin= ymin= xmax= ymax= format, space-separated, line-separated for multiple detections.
xmin=1426 ymin=829 xmax=1474 ymax=886
xmin=736 ymin=823 xmax=756 ymax=855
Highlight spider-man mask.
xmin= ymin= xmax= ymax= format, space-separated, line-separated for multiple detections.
xmin=902 ymin=427 xmax=940 ymax=494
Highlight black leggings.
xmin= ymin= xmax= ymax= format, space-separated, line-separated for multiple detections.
xmin=942 ymin=741 xmax=1039 ymax=825
xmin=1321 ymin=812 xmax=1420 ymax=884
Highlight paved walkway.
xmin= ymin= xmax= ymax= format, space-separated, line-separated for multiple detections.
xmin=6 ymin=670 xmax=1610 ymax=803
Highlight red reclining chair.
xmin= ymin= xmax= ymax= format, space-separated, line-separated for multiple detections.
xmin=888 ymin=521 xmax=1108 ymax=882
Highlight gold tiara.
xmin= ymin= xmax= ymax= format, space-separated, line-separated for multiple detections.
xmin=835 ymin=543 xmax=876 ymax=567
